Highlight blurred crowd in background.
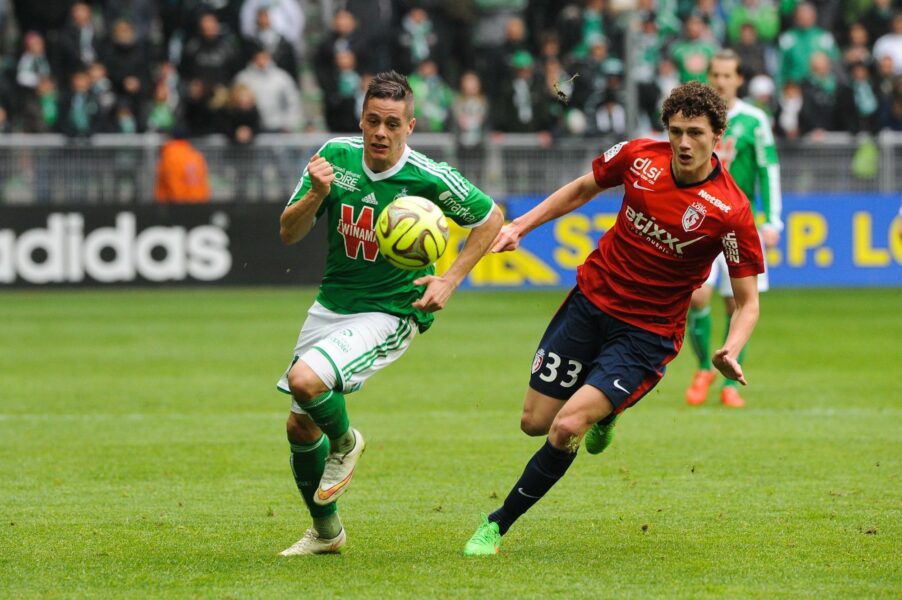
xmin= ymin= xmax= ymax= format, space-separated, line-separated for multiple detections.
xmin=0 ymin=0 xmax=900 ymax=146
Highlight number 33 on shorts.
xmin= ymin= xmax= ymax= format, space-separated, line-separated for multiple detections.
xmin=532 ymin=349 xmax=584 ymax=389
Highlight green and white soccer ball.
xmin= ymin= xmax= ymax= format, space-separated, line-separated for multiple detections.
xmin=376 ymin=196 xmax=449 ymax=270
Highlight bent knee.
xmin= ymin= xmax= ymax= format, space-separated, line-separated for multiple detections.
xmin=520 ymin=413 xmax=550 ymax=436
xmin=550 ymin=415 xmax=585 ymax=443
xmin=286 ymin=363 xmax=326 ymax=403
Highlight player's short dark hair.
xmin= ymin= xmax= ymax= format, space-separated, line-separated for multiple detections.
xmin=661 ymin=81 xmax=727 ymax=133
xmin=363 ymin=70 xmax=414 ymax=118
xmin=709 ymin=48 xmax=742 ymax=75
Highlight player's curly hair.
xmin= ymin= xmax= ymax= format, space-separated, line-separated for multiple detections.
xmin=363 ymin=70 xmax=414 ymax=118
xmin=661 ymin=81 xmax=727 ymax=133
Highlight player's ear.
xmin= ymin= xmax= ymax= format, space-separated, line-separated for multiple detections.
xmin=407 ymin=117 xmax=416 ymax=135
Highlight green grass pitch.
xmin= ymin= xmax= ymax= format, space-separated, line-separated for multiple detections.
xmin=1 ymin=287 xmax=899 ymax=598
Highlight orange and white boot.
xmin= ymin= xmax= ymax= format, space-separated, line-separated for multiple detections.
xmin=720 ymin=386 xmax=746 ymax=408
xmin=686 ymin=370 xmax=716 ymax=405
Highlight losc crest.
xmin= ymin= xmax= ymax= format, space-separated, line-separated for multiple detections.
xmin=681 ymin=202 xmax=707 ymax=232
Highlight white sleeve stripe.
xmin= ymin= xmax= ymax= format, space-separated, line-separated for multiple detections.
xmin=407 ymin=154 xmax=470 ymax=199
xmin=458 ymin=201 xmax=496 ymax=229
xmin=413 ymin=164 xmax=468 ymax=200
xmin=308 ymin=141 xmax=329 ymax=171
xmin=408 ymin=152 xmax=469 ymax=188
xmin=766 ymin=163 xmax=783 ymax=229
xmin=328 ymin=136 xmax=364 ymax=147
xmin=288 ymin=179 xmax=304 ymax=204
xmin=409 ymin=151 xmax=470 ymax=188
xmin=432 ymin=163 xmax=469 ymax=188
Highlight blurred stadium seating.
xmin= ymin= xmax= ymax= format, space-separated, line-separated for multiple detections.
xmin=0 ymin=0 xmax=900 ymax=205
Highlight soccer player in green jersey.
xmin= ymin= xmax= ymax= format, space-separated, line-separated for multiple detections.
xmin=685 ymin=50 xmax=783 ymax=408
xmin=276 ymin=71 xmax=503 ymax=555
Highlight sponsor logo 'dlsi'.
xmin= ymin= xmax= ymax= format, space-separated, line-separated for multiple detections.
xmin=0 ymin=213 xmax=232 ymax=284
xmin=629 ymin=157 xmax=664 ymax=186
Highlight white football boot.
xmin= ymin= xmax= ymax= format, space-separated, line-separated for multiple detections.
xmin=279 ymin=528 xmax=347 ymax=556
xmin=314 ymin=428 xmax=365 ymax=505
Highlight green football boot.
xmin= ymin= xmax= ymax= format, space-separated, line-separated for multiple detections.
xmin=584 ymin=415 xmax=619 ymax=455
xmin=463 ymin=514 xmax=501 ymax=556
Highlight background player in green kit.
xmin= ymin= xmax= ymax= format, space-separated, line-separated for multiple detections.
xmin=276 ymin=71 xmax=503 ymax=555
xmin=685 ymin=50 xmax=783 ymax=408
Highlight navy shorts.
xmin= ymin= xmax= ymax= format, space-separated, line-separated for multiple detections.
xmin=529 ymin=287 xmax=680 ymax=413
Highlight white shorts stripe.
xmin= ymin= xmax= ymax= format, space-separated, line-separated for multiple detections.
xmin=277 ymin=302 xmax=417 ymax=412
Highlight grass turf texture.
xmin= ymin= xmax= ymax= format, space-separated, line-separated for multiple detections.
xmin=1 ymin=288 xmax=899 ymax=599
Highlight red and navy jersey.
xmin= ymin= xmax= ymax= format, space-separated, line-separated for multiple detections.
xmin=578 ymin=138 xmax=764 ymax=339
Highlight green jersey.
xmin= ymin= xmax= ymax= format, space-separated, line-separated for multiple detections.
xmin=715 ymin=99 xmax=783 ymax=230
xmin=669 ymin=39 xmax=717 ymax=83
xmin=778 ymin=26 xmax=838 ymax=85
xmin=288 ymin=136 xmax=495 ymax=332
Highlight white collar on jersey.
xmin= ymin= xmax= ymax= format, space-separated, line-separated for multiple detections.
xmin=362 ymin=144 xmax=411 ymax=181
xmin=726 ymin=98 xmax=748 ymax=119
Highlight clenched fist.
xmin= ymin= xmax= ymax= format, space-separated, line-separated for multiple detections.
xmin=307 ymin=154 xmax=335 ymax=198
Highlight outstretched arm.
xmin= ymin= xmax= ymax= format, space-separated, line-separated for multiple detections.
xmin=713 ymin=275 xmax=760 ymax=384
xmin=492 ymin=171 xmax=603 ymax=252
xmin=412 ymin=205 xmax=504 ymax=312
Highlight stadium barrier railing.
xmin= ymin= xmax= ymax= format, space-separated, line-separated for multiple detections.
xmin=0 ymin=131 xmax=898 ymax=205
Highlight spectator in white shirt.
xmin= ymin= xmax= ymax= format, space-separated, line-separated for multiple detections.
xmin=235 ymin=46 xmax=302 ymax=132
xmin=873 ymin=13 xmax=902 ymax=75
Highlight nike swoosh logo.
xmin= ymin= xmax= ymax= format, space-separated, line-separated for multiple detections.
xmin=633 ymin=180 xmax=655 ymax=192
xmin=675 ymin=236 xmax=706 ymax=252
xmin=613 ymin=379 xmax=631 ymax=394
xmin=317 ymin=472 xmax=354 ymax=501
xmin=517 ymin=487 xmax=541 ymax=499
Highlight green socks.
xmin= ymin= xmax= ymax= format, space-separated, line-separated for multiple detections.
xmin=302 ymin=391 xmax=355 ymax=452
xmin=687 ymin=306 xmax=713 ymax=370
xmin=687 ymin=306 xmax=749 ymax=388
xmin=289 ymin=435 xmax=342 ymax=538
xmin=312 ymin=513 xmax=343 ymax=540
xmin=289 ymin=390 xmax=355 ymax=539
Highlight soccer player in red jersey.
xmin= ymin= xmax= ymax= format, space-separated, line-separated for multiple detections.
xmin=463 ymin=82 xmax=765 ymax=555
